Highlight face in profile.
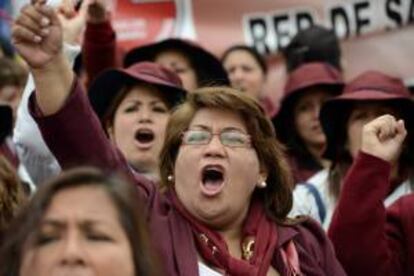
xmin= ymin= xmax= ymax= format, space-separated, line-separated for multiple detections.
xmin=108 ymin=84 xmax=170 ymax=177
xmin=19 ymin=185 xmax=135 ymax=276
xmin=294 ymin=88 xmax=334 ymax=148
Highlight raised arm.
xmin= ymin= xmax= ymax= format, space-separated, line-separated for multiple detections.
xmin=328 ymin=115 xmax=407 ymax=276
xmin=12 ymin=0 xmax=153 ymax=197
xmin=12 ymin=0 xmax=89 ymax=185
xmin=83 ymin=0 xmax=117 ymax=87
xmin=12 ymin=0 xmax=73 ymax=115
xmin=12 ymin=0 xmax=117 ymax=168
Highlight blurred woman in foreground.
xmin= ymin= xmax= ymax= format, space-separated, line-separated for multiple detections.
xmin=0 ymin=167 xmax=157 ymax=276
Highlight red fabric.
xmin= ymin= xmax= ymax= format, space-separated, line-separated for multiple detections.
xmin=328 ymin=152 xmax=413 ymax=275
xmin=88 ymin=62 xmax=186 ymax=119
xmin=170 ymin=192 xmax=278 ymax=276
xmin=82 ymin=21 xmax=117 ymax=87
xmin=386 ymin=194 xmax=414 ymax=275
xmin=338 ymin=71 xmax=410 ymax=100
xmin=280 ymin=241 xmax=301 ymax=275
xmin=284 ymin=62 xmax=343 ymax=97
xmin=29 ymin=79 xmax=346 ymax=276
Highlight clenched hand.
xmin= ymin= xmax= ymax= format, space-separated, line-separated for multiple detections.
xmin=12 ymin=0 xmax=63 ymax=69
xmin=361 ymin=114 xmax=406 ymax=163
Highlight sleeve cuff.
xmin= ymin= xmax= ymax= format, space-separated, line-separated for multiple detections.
xmin=357 ymin=150 xmax=391 ymax=170
xmin=29 ymin=77 xmax=82 ymax=119
xmin=85 ymin=21 xmax=116 ymax=43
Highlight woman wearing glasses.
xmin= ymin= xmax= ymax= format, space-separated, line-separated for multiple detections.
xmin=12 ymin=3 xmax=345 ymax=275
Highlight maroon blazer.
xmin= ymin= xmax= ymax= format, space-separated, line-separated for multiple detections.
xmin=30 ymin=80 xmax=345 ymax=275
xmin=82 ymin=20 xmax=117 ymax=87
xmin=329 ymin=152 xmax=414 ymax=275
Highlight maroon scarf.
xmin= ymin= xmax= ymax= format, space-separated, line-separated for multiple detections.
xmin=170 ymin=192 xmax=298 ymax=275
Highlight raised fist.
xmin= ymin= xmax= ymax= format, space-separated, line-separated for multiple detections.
xmin=12 ymin=0 xmax=63 ymax=69
xmin=361 ymin=114 xmax=407 ymax=163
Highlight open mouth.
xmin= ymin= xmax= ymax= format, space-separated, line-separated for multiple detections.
xmin=135 ymin=129 xmax=155 ymax=144
xmin=200 ymin=165 xmax=225 ymax=196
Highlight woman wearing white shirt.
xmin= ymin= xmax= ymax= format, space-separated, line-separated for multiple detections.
xmin=290 ymin=71 xmax=414 ymax=230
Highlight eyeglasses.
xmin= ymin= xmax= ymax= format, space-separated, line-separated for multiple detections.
xmin=182 ymin=129 xmax=251 ymax=148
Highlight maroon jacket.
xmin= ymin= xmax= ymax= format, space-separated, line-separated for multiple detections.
xmin=328 ymin=152 xmax=414 ymax=275
xmin=82 ymin=21 xmax=117 ymax=87
xmin=29 ymin=80 xmax=345 ymax=275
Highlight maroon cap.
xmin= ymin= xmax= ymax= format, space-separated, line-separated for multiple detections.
xmin=283 ymin=62 xmax=344 ymax=98
xmin=332 ymin=70 xmax=410 ymax=101
xmin=321 ymin=70 xmax=414 ymax=160
xmin=89 ymin=62 xmax=187 ymax=120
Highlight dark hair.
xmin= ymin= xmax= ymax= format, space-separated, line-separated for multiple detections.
xmin=167 ymin=48 xmax=230 ymax=88
xmin=0 ymin=155 xmax=26 ymax=236
xmin=283 ymin=25 xmax=341 ymax=72
xmin=123 ymin=39 xmax=230 ymax=88
xmin=273 ymin=86 xmax=340 ymax=176
xmin=221 ymin=45 xmax=268 ymax=75
xmin=73 ymin=53 xmax=83 ymax=76
xmin=0 ymin=167 xmax=158 ymax=276
xmin=408 ymin=85 xmax=414 ymax=95
xmin=159 ymin=86 xmax=294 ymax=223
xmin=327 ymin=101 xmax=414 ymax=200
xmin=326 ymin=105 xmax=354 ymax=199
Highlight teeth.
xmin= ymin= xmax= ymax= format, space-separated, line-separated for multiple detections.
xmin=203 ymin=165 xmax=223 ymax=172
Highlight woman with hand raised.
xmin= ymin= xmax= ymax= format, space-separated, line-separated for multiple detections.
xmin=12 ymin=2 xmax=345 ymax=274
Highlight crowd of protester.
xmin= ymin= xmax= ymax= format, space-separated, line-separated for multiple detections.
xmin=0 ymin=0 xmax=413 ymax=275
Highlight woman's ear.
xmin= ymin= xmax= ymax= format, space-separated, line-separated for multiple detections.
xmin=105 ymin=121 xmax=115 ymax=141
